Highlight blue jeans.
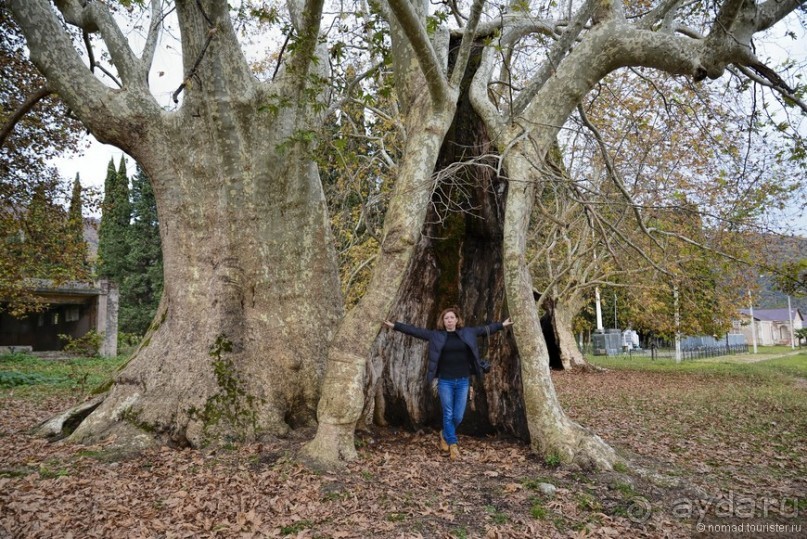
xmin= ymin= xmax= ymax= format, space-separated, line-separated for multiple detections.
xmin=437 ymin=377 xmax=470 ymax=446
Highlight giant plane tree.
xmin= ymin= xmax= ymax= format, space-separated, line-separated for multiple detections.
xmin=10 ymin=0 xmax=806 ymax=470
xmin=12 ymin=0 xmax=345 ymax=447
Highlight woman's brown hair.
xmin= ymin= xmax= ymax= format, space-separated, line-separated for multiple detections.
xmin=436 ymin=306 xmax=464 ymax=330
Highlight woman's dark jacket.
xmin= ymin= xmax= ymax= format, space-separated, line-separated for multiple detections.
xmin=391 ymin=322 xmax=505 ymax=383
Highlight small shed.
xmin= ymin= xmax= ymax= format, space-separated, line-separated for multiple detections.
xmin=0 ymin=278 xmax=118 ymax=357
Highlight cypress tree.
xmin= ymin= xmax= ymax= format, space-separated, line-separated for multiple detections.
xmin=120 ymin=165 xmax=163 ymax=336
xmin=97 ymin=157 xmax=130 ymax=280
xmin=67 ymin=173 xmax=89 ymax=275
xmin=97 ymin=159 xmax=118 ymax=279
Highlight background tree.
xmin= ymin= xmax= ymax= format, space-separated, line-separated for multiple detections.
xmin=1 ymin=2 xmax=88 ymax=314
xmin=771 ymin=259 xmax=807 ymax=298
xmin=66 ymin=172 xmax=90 ymax=274
xmin=119 ymin=164 xmax=163 ymax=337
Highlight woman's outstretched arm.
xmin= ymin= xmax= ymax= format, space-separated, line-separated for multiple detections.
xmin=383 ymin=320 xmax=433 ymax=341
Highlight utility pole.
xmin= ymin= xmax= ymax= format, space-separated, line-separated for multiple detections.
xmin=674 ymin=285 xmax=681 ymax=363
xmin=749 ymin=291 xmax=757 ymax=354
xmin=788 ymin=295 xmax=796 ymax=350
xmin=595 ymin=287 xmax=603 ymax=332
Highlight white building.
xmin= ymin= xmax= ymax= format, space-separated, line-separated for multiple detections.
xmin=736 ymin=308 xmax=804 ymax=347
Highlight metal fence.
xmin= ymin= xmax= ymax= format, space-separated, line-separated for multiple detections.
xmin=580 ymin=343 xmax=750 ymax=360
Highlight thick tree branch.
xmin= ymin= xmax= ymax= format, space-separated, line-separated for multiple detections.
xmin=710 ymin=0 xmax=745 ymax=39
xmin=286 ymin=0 xmax=327 ymax=83
xmin=55 ymin=0 xmax=142 ymax=88
xmin=10 ymin=0 xmax=140 ymax=130
xmin=0 ymin=86 xmax=53 ymax=149
xmin=756 ymin=0 xmax=805 ymax=32
xmin=467 ymin=14 xmax=559 ymax=41
xmin=470 ymin=46 xmax=506 ymax=140
xmin=637 ymin=0 xmax=684 ymax=30
xmin=448 ymin=0 xmax=485 ymax=89
xmin=142 ymin=1 xmax=170 ymax=73
xmin=386 ymin=0 xmax=451 ymax=107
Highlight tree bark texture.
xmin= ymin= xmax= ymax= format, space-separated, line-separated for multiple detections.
xmin=12 ymin=0 xmax=343 ymax=448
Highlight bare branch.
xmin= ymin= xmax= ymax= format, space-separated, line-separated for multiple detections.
xmin=272 ymin=32 xmax=292 ymax=82
xmin=729 ymin=65 xmax=807 ymax=114
xmin=511 ymin=0 xmax=599 ymax=116
xmin=93 ymin=62 xmax=123 ymax=88
xmin=324 ymin=61 xmax=384 ymax=118
xmin=0 ymin=86 xmax=53 ymax=149
xmin=173 ymin=27 xmax=217 ymax=103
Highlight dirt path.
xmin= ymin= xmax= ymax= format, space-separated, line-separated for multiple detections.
xmin=698 ymin=349 xmax=803 ymax=364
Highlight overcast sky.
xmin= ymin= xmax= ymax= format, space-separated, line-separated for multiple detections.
xmin=48 ymin=7 xmax=806 ymax=236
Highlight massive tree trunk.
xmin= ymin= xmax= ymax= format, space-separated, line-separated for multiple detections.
xmin=367 ymin=53 xmax=527 ymax=438
xmin=16 ymin=0 xmax=343 ymax=447
xmin=499 ymin=150 xmax=618 ymax=469
xmin=68 ymin=125 xmax=342 ymax=447
xmin=468 ymin=20 xmax=630 ymax=469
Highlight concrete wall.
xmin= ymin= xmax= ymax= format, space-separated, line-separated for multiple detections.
xmin=0 ymin=279 xmax=118 ymax=356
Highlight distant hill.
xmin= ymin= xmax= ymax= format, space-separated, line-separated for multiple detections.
xmin=757 ymin=232 xmax=807 ymax=312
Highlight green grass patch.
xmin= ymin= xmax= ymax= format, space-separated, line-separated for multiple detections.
xmin=587 ymin=350 xmax=807 ymax=380
xmin=530 ymin=499 xmax=548 ymax=520
xmin=0 ymin=467 xmax=35 ymax=478
xmin=280 ymin=520 xmax=313 ymax=535
xmin=0 ymin=353 xmax=127 ymax=399
xmin=450 ymin=527 xmax=468 ymax=539
xmin=0 ymin=370 xmax=62 ymax=387
xmin=484 ymin=505 xmax=508 ymax=524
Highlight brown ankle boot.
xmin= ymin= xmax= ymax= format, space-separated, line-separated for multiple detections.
xmin=449 ymin=444 xmax=460 ymax=461
xmin=439 ymin=431 xmax=449 ymax=452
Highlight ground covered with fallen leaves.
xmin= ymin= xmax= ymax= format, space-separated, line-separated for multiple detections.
xmin=2 ymin=353 xmax=806 ymax=538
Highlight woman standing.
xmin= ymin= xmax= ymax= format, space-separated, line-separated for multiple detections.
xmin=384 ymin=307 xmax=512 ymax=460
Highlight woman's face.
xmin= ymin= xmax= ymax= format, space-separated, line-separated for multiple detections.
xmin=443 ymin=311 xmax=458 ymax=331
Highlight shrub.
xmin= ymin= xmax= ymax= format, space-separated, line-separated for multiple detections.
xmin=59 ymin=330 xmax=102 ymax=356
